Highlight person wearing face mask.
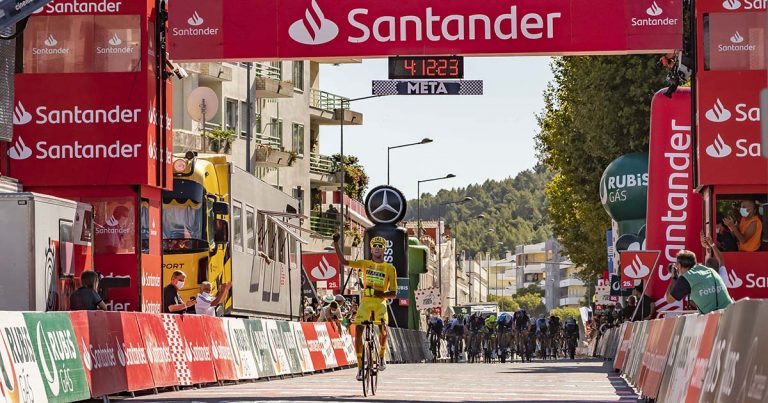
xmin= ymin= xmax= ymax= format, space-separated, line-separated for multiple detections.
xmin=317 ymin=301 xmax=343 ymax=333
xmin=195 ymin=281 xmax=231 ymax=316
xmin=163 ymin=270 xmax=195 ymax=314
xmin=723 ymin=200 xmax=762 ymax=252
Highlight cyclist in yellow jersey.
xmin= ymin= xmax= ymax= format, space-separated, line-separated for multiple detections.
xmin=333 ymin=234 xmax=397 ymax=381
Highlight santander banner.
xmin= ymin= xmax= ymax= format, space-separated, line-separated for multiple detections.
xmin=168 ymin=0 xmax=682 ymax=61
xmin=645 ymin=88 xmax=703 ymax=312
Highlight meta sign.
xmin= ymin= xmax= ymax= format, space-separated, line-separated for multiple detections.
xmin=372 ymin=80 xmax=483 ymax=95
xmin=695 ymin=0 xmax=768 ymax=186
xmin=168 ymin=0 xmax=682 ymax=61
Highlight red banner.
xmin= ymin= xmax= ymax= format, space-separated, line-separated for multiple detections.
xmin=640 ymin=317 xmax=679 ymax=399
xmin=302 ymin=253 xmax=342 ymax=291
xmin=201 ymin=316 xmax=238 ymax=381
xmin=169 ymin=0 xmax=682 ymax=61
xmin=614 ymin=322 xmax=634 ymax=370
xmin=134 ymin=313 xmax=178 ymax=387
xmin=117 ymin=312 xmax=155 ymax=391
xmin=684 ymin=312 xmax=722 ymax=403
xmin=325 ymin=323 xmax=349 ymax=367
xmin=179 ymin=315 xmax=217 ymax=385
xmin=301 ymin=323 xmax=328 ymax=371
xmin=69 ymin=311 xmax=126 ymax=396
xmin=619 ymin=251 xmax=661 ymax=288
xmin=645 ymin=88 xmax=703 ymax=311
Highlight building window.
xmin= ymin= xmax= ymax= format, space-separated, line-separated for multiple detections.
xmin=268 ymin=221 xmax=276 ymax=260
xmin=246 ymin=206 xmax=255 ymax=252
xmin=257 ymin=212 xmax=266 ymax=251
xmin=292 ymin=61 xmax=304 ymax=91
xmin=270 ymin=61 xmax=283 ymax=80
xmin=255 ymin=112 xmax=262 ymax=134
xmin=233 ymin=201 xmax=243 ymax=251
xmin=292 ymin=123 xmax=304 ymax=156
xmin=225 ymin=98 xmax=238 ymax=132
xmin=239 ymin=101 xmax=249 ymax=138
xmin=270 ymin=117 xmax=283 ymax=148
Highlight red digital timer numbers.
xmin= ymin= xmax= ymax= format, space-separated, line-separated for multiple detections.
xmin=389 ymin=56 xmax=464 ymax=79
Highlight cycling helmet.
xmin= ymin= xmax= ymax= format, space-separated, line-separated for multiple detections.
xmin=335 ymin=294 xmax=345 ymax=302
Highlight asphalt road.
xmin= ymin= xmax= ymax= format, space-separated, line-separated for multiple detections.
xmin=126 ymin=359 xmax=637 ymax=403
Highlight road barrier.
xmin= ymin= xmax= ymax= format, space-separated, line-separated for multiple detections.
xmin=595 ymin=298 xmax=768 ymax=402
xmin=0 ymin=311 xmax=431 ymax=402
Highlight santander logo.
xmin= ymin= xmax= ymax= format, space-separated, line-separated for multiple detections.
xmin=705 ymin=99 xmax=732 ymax=123
xmin=289 ymin=0 xmax=339 ymax=45
xmin=722 ymin=0 xmax=741 ymax=9
xmin=13 ymin=102 xmax=32 ymax=125
xmin=646 ymin=1 xmax=663 ymax=16
xmin=188 ymin=11 xmax=204 ymax=26
xmin=7 ymin=137 xmax=33 ymax=160
xmin=108 ymin=33 xmax=122 ymax=46
xmin=44 ymin=34 xmax=58 ymax=47
xmin=730 ymin=31 xmax=744 ymax=44
xmin=706 ymin=134 xmax=733 ymax=158
xmin=310 ymin=256 xmax=337 ymax=280
xmin=623 ymin=255 xmax=651 ymax=279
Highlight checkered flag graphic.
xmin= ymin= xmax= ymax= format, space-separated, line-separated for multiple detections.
xmin=459 ymin=81 xmax=483 ymax=95
xmin=162 ymin=314 xmax=193 ymax=385
xmin=372 ymin=80 xmax=399 ymax=95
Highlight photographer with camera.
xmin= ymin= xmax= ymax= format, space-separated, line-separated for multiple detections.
xmin=665 ymin=249 xmax=733 ymax=315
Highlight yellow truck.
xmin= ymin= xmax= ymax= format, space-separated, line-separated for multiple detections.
xmin=162 ymin=152 xmax=304 ymax=317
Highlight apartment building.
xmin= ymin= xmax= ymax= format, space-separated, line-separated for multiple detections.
xmin=544 ymin=239 xmax=587 ymax=310
xmin=170 ymin=60 xmax=368 ymax=252
xmin=515 ymin=241 xmax=549 ymax=291
xmin=488 ymin=256 xmax=517 ymax=298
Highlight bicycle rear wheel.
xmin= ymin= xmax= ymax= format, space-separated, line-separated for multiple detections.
xmin=369 ymin=340 xmax=379 ymax=395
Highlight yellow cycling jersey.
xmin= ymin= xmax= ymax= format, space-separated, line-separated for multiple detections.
xmin=348 ymin=259 xmax=397 ymax=301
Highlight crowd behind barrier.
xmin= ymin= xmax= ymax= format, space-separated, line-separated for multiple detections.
xmin=0 ymin=311 xmax=432 ymax=402
xmin=595 ymin=299 xmax=768 ymax=403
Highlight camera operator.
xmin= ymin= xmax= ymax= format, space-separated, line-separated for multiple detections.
xmin=665 ymin=249 xmax=733 ymax=314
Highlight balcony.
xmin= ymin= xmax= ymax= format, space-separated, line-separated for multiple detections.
xmin=559 ymin=296 xmax=582 ymax=306
xmin=172 ymin=129 xmax=203 ymax=153
xmin=309 ymin=89 xmax=363 ymax=125
xmin=253 ymin=62 xmax=294 ymax=98
xmin=559 ymin=278 xmax=585 ymax=288
xmin=523 ymin=263 xmax=545 ymax=274
xmin=310 ymin=153 xmax=342 ymax=189
xmin=181 ymin=63 xmax=232 ymax=81
xmin=310 ymin=212 xmax=337 ymax=237
xmin=254 ymin=145 xmax=293 ymax=168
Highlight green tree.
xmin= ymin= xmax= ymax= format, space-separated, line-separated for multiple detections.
xmin=535 ymin=55 xmax=667 ymax=284
xmin=332 ymin=154 xmax=369 ymax=201
xmin=488 ymin=295 xmax=520 ymax=312
xmin=406 ymin=165 xmax=553 ymax=257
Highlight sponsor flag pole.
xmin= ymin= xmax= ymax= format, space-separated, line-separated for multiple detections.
xmin=630 ymin=253 xmax=662 ymax=320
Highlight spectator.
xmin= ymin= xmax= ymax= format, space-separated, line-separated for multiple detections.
xmin=325 ymin=205 xmax=339 ymax=221
xmin=163 ymin=270 xmax=195 ymax=314
xmin=632 ymin=285 xmax=656 ymax=321
xmin=665 ymin=250 xmax=733 ymax=314
xmin=622 ymin=296 xmax=637 ymax=322
xmin=723 ymin=200 xmax=763 ymax=252
xmin=715 ymin=213 xmax=738 ymax=252
xmin=70 ymin=271 xmax=107 ymax=311
xmin=195 ymin=281 xmax=231 ymax=316
xmin=303 ymin=306 xmax=316 ymax=322
xmin=317 ymin=301 xmax=343 ymax=333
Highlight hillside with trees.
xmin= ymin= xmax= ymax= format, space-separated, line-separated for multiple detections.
xmin=405 ymin=165 xmax=552 ymax=258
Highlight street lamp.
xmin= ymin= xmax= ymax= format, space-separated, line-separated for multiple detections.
xmin=453 ymin=213 xmax=485 ymax=308
xmin=335 ymin=94 xmax=384 ymax=250
xmin=387 ymin=138 xmax=433 ymax=185
xmin=416 ymin=174 xmax=456 ymax=237
xmin=437 ymin=197 xmax=472 ymax=296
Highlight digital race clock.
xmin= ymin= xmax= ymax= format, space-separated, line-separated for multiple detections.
xmin=388 ymin=56 xmax=464 ymax=79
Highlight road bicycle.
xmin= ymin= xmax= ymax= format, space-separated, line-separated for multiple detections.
xmin=428 ymin=331 xmax=441 ymax=362
xmin=467 ymin=331 xmax=482 ymax=363
xmin=360 ymin=317 xmax=380 ymax=397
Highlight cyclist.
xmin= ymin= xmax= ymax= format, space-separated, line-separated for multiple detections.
xmin=496 ymin=312 xmax=514 ymax=358
xmin=564 ymin=316 xmax=579 ymax=359
xmin=548 ymin=314 xmax=561 ymax=357
xmin=333 ymin=235 xmax=397 ymax=381
xmin=427 ymin=313 xmax=444 ymax=359
xmin=535 ymin=314 xmax=549 ymax=358
xmin=482 ymin=314 xmax=497 ymax=362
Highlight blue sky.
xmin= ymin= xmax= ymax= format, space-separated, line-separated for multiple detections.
xmin=318 ymin=56 xmax=555 ymax=200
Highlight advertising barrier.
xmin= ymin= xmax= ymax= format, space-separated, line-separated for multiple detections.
xmin=201 ymin=316 xmax=237 ymax=382
xmin=134 ymin=313 xmax=177 ymax=388
xmin=223 ymin=318 xmax=259 ymax=380
xmin=326 ymin=323 xmax=349 ymax=368
xmin=245 ymin=319 xmax=276 ymax=378
xmin=276 ymin=321 xmax=304 ymax=375
xmin=0 ymin=312 xmax=48 ymax=403
xmin=263 ymin=320 xmax=292 ymax=376
xmin=178 ymin=315 xmax=216 ymax=385
xmin=290 ymin=322 xmax=315 ymax=373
